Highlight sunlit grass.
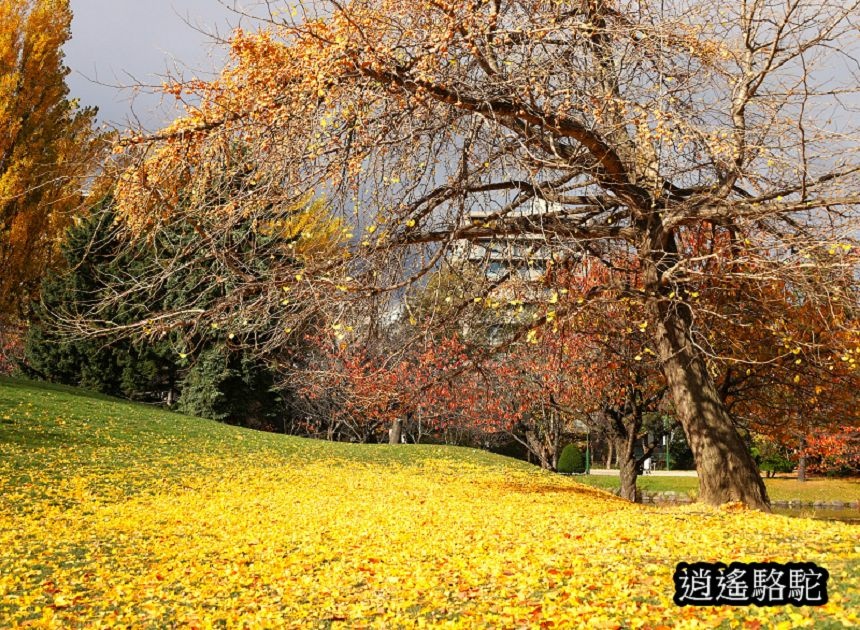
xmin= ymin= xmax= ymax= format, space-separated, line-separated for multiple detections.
xmin=574 ymin=473 xmax=860 ymax=503
xmin=1 ymin=377 xmax=858 ymax=628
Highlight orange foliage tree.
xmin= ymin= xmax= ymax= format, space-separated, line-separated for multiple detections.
xmin=801 ymin=427 xmax=860 ymax=475
xmin=95 ymin=0 xmax=860 ymax=509
xmin=684 ymin=226 xmax=860 ymax=478
xmin=0 ymin=0 xmax=101 ymax=319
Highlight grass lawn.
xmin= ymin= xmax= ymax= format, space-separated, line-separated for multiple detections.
xmin=1 ymin=376 xmax=858 ymax=628
xmin=574 ymin=474 xmax=860 ymax=503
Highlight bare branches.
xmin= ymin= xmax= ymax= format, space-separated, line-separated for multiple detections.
xmin=80 ymin=0 xmax=857 ymax=399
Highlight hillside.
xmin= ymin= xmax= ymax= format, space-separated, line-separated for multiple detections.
xmin=0 ymin=377 xmax=858 ymax=627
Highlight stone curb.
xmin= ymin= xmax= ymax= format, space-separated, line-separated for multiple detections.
xmin=769 ymin=500 xmax=859 ymax=509
xmin=638 ymin=492 xmax=859 ymax=509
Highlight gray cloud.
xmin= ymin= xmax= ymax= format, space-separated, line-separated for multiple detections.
xmin=65 ymin=1 xmax=252 ymax=130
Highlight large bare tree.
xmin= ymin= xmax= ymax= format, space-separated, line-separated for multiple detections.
xmin=87 ymin=0 xmax=860 ymax=509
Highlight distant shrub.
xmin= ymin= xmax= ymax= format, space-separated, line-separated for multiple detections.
xmin=803 ymin=427 xmax=860 ymax=477
xmin=558 ymin=444 xmax=585 ymax=474
xmin=0 ymin=326 xmax=24 ymax=376
xmin=752 ymin=439 xmax=794 ymax=478
xmin=759 ymin=454 xmax=794 ymax=478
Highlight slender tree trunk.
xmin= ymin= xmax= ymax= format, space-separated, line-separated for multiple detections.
xmin=604 ymin=439 xmax=613 ymax=469
xmin=797 ymin=436 xmax=807 ymax=482
xmin=526 ymin=430 xmax=552 ymax=470
xmin=389 ymin=417 xmax=402 ymax=444
xmin=650 ymin=303 xmax=770 ymax=510
xmin=414 ymin=411 xmax=423 ymax=444
xmin=618 ymin=433 xmax=639 ymax=502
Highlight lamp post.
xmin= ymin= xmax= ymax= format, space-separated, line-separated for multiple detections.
xmin=585 ymin=427 xmax=591 ymax=475
xmin=663 ymin=433 xmax=670 ymax=471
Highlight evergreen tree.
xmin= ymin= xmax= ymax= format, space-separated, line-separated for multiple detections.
xmin=25 ymin=202 xmax=282 ymax=427
xmin=177 ymin=348 xmax=279 ymax=430
xmin=25 ymin=203 xmax=179 ymax=400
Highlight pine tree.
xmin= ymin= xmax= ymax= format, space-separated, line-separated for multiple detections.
xmin=24 ymin=202 xmax=180 ymax=400
xmin=25 ymin=201 xmax=283 ymax=428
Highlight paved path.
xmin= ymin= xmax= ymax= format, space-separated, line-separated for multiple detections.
xmin=587 ymin=468 xmax=699 ymax=477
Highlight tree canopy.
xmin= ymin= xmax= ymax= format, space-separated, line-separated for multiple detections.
xmin=96 ymin=0 xmax=859 ymax=509
xmin=0 ymin=0 xmax=101 ymax=318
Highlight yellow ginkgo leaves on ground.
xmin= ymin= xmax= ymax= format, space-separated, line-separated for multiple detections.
xmin=0 ymin=379 xmax=858 ymax=628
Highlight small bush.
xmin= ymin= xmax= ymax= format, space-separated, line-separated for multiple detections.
xmin=0 ymin=326 xmax=24 ymax=376
xmin=752 ymin=439 xmax=794 ymax=478
xmin=558 ymin=444 xmax=585 ymax=474
xmin=759 ymin=453 xmax=794 ymax=477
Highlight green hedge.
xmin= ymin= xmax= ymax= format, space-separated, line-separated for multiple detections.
xmin=558 ymin=443 xmax=585 ymax=474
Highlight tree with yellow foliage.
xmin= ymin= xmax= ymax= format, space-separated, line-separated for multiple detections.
xmin=104 ymin=0 xmax=859 ymax=509
xmin=0 ymin=0 xmax=100 ymax=319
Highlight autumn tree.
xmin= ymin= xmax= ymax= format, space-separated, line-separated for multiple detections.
xmin=95 ymin=0 xmax=860 ymax=509
xmin=292 ymin=327 xmax=409 ymax=442
xmin=801 ymin=426 xmax=860 ymax=475
xmin=575 ymin=323 xmax=667 ymax=501
xmin=690 ymin=234 xmax=860 ymax=480
xmin=480 ymin=255 xmax=673 ymax=497
xmin=0 ymin=0 xmax=101 ymax=319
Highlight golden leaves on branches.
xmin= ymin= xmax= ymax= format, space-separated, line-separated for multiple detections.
xmin=0 ymin=0 xmax=100 ymax=317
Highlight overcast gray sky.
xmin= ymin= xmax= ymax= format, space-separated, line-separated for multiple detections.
xmin=65 ymin=1 xmax=254 ymax=130
xmin=65 ymin=1 xmax=856 ymax=137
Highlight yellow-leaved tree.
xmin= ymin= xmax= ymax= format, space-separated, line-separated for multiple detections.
xmin=109 ymin=0 xmax=860 ymax=509
xmin=0 ymin=0 xmax=101 ymax=320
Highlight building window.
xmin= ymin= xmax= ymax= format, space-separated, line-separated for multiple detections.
xmin=487 ymin=261 xmax=506 ymax=277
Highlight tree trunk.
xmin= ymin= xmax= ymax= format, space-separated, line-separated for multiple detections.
xmin=651 ymin=303 xmax=770 ymax=511
xmin=388 ymin=417 xmax=403 ymax=444
xmin=797 ymin=436 xmax=807 ymax=482
xmin=525 ymin=430 xmax=552 ymax=470
xmin=605 ymin=439 xmax=613 ymax=469
xmin=549 ymin=409 xmax=561 ymax=471
xmin=618 ymin=434 xmax=639 ymax=502
xmin=414 ymin=411 xmax=423 ymax=444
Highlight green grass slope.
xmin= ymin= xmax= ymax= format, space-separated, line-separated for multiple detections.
xmin=575 ymin=473 xmax=860 ymax=504
xmin=0 ymin=376 xmax=528 ymax=494
xmin=1 ymin=377 xmax=858 ymax=628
